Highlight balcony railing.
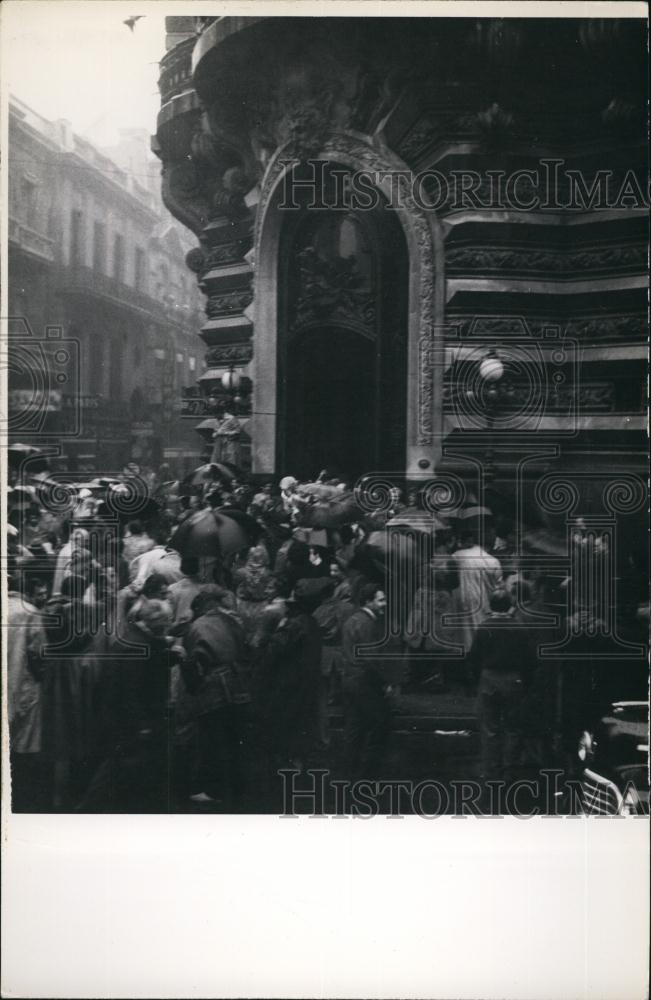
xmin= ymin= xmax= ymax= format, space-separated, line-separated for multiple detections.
xmin=59 ymin=263 xmax=155 ymax=314
xmin=8 ymin=216 xmax=56 ymax=263
xmin=58 ymin=264 xmax=200 ymax=330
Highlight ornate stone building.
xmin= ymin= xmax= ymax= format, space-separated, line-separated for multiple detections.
xmin=154 ymin=16 xmax=647 ymax=525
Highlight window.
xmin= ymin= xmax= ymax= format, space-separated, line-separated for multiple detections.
xmin=70 ymin=209 xmax=83 ymax=265
xmin=189 ymin=356 xmax=196 ymax=373
xmin=21 ymin=177 xmax=38 ymax=229
xmin=113 ymin=233 xmax=125 ymax=282
xmin=93 ymin=221 xmax=106 ymax=273
xmin=134 ymin=246 xmax=146 ymax=290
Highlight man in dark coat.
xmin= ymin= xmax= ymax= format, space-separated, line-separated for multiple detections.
xmin=180 ymin=586 xmax=251 ymax=808
xmin=341 ymin=582 xmax=390 ymax=780
xmin=78 ymin=598 xmax=175 ymax=812
xmin=258 ymin=580 xmax=323 ymax=775
xmin=469 ymin=588 xmax=534 ymax=785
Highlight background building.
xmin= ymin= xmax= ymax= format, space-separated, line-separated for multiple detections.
xmin=8 ymin=95 xmax=204 ymax=476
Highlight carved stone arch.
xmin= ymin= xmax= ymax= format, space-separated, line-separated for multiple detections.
xmin=251 ymin=130 xmax=445 ymax=477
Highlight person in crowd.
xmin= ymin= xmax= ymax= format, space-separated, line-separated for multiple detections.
xmin=451 ymin=527 xmax=503 ymax=665
xmin=167 ymin=556 xmax=203 ymax=626
xmin=341 ymin=582 xmax=391 ymax=780
xmin=129 ymin=522 xmax=183 ymax=589
xmin=122 ymin=519 xmax=155 ymax=563
xmin=21 ymin=505 xmax=44 ymax=548
xmin=279 ymin=475 xmax=300 ymax=518
xmin=405 ymin=534 xmax=461 ymax=690
xmin=27 ymin=577 xmax=50 ymax=612
xmin=52 ymin=524 xmax=90 ymax=594
xmin=250 ymin=576 xmax=289 ymax=654
xmin=468 ymin=588 xmax=533 ymax=787
xmin=7 ymin=571 xmax=47 ymax=811
xmin=257 ymin=579 xmax=323 ymax=777
xmin=41 ymin=573 xmax=100 ymax=809
xmin=232 ymin=545 xmax=273 ymax=633
xmin=178 ymin=585 xmax=251 ymax=808
xmin=281 ymin=536 xmax=330 ymax=590
xmin=79 ymin=598 xmax=176 ymax=812
xmin=313 ymin=562 xmax=356 ymax=713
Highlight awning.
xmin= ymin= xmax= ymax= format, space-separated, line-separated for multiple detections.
xmin=198 ymin=368 xmax=227 ymax=382
xmin=195 ymin=418 xmax=220 ymax=431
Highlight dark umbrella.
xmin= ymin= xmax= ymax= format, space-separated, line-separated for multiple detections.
xmin=8 ymin=444 xmax=50 ymax=474
xmin=362 ymin=528 xmax=425 ymax=584
xmin=386 ymin=511 xmax=451 ymax=536
xmin=170 ymin=506 xmax=260 ymax=558
xmin=183 ymin=462 xmax=236 ymax=488
xmin=453 ymin=504 xmax=493 ymax=539
xmin=94 ymin=486 xmax=161 ymax=524
xmin=7 ymin=485 xmax=37 ymax=505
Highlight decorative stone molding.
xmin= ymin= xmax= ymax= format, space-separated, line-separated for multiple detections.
xmin=205 ymin=343 xmax=254 ymax=366
xmin=445 ymin=243 xmax=647 ymax=275
xmin=290 ymin=246 xmax=376 ymax=337
xmin=449 ymin=313 xmax=647 ymax=342
xmin=206 ymin=289 xmax=254 ymax=317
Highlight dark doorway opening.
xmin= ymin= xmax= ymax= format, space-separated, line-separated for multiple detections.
xmin=285 ymin=326 xmax=375 ymax=482
xmin=278 ymin=162 xmax=408 ymax=481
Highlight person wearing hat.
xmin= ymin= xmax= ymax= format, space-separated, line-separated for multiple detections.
xmin=341 ymin=582 xmax=390 ymax=780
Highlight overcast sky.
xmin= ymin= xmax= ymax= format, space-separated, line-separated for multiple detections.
xmin=2 ymin=1 xmax=166 ymax=146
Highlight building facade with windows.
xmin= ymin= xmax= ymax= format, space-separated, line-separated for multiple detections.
xmin=8 ymin=96 xmax=204 ymax=476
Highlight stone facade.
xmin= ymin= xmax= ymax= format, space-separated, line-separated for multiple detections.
xmin=154 ymin=17 xmax=647 ymax=499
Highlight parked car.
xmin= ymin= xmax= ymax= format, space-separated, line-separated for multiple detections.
xmin=578 ymin=701 xmax=649 ymax=816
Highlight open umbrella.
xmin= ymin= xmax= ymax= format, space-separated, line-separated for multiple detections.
xmin=170 ymin=506 xmax=260 ymax=558
xmin=297 ymin=491 xmax=362 ymax=529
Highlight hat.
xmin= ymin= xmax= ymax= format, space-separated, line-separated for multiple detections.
xmin=280 ymin=476 xmax=297 ymax=491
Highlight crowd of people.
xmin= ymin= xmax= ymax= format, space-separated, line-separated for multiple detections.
xmin=7 ymin=461 xmax=648 ymax=813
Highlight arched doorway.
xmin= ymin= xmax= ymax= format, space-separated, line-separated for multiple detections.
xmin=278 ymin=165 xmax=408 ymax=482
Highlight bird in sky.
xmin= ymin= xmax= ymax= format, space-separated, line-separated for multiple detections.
xmin=123 ymin=15 xmax=144 ymax=32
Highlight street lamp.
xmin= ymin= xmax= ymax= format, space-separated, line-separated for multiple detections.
xmin=476 ymin=349 xmax=506 ymax=482
xmin=221 ymin=367 xmax=241 ymax=393
xmin=204 ymin=368 xmax=246 ymax=416
xmin=478 ymin=349 xmax=504 ymax=384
